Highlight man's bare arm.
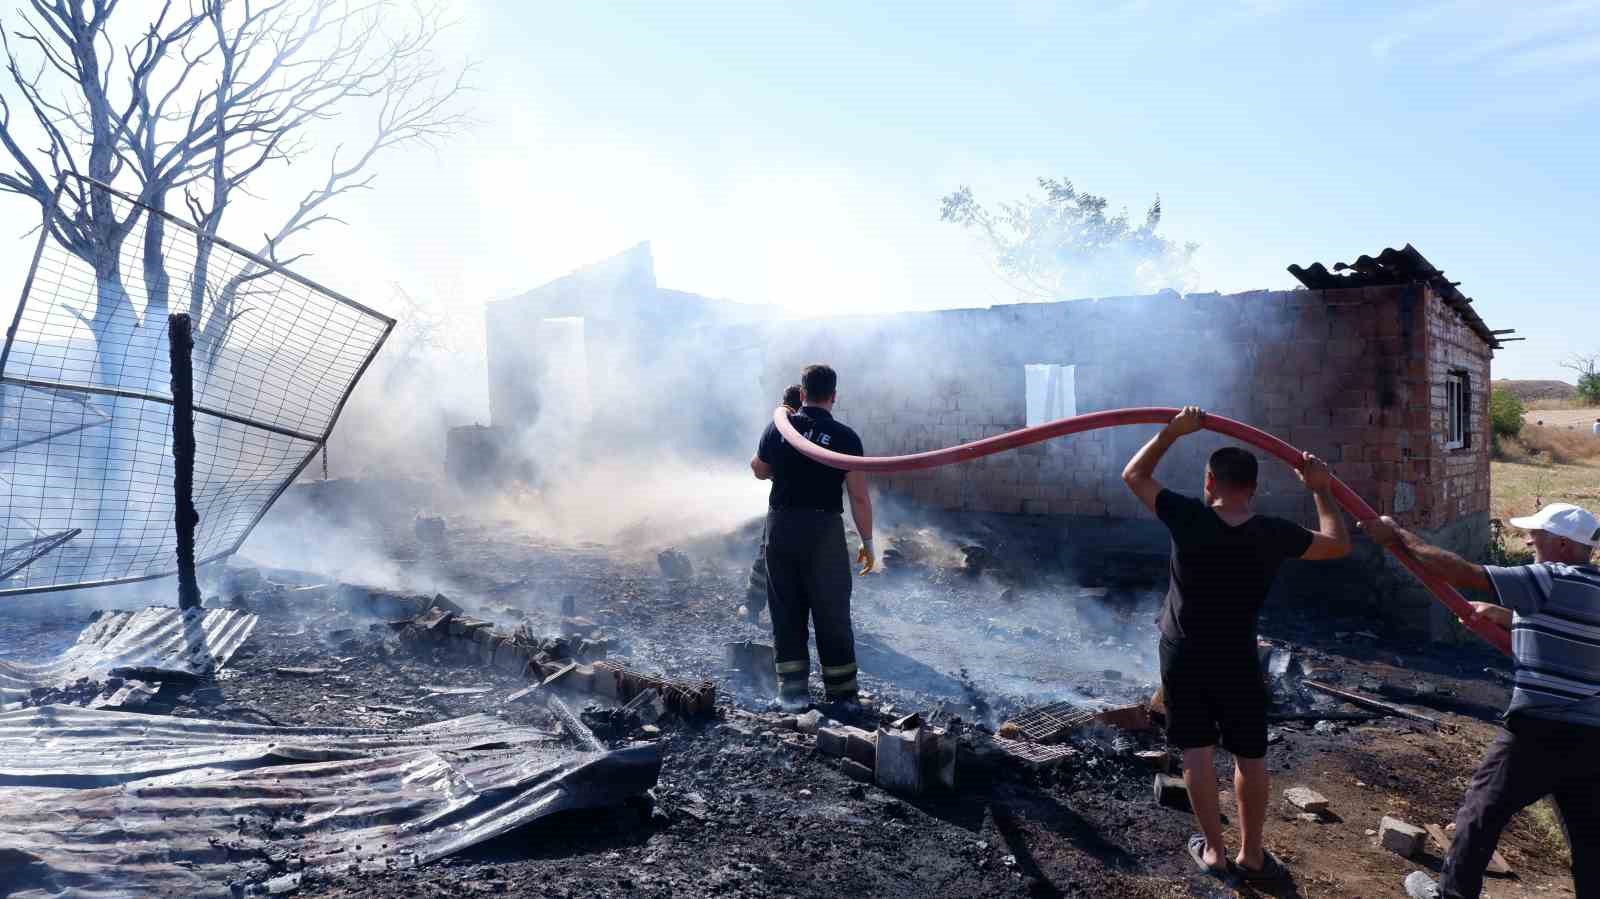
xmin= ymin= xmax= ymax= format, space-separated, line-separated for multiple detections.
xmin=846 ymin=470 xmax=875 ymax=573
xmin=1121 ymin=406 xmax=1204 ymax=514
xmin=751 ymin=455 xmax=773 ymax=480
xmin=1358 ymin=516 xmax=1491 ymax=592
xmin=1296 ymin=454 xmax=1351 ymax=560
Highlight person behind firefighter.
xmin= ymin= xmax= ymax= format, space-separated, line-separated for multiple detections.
xmin=750 ymin=365 xmax=875 ymax=713
xmin=1121 ymin=406 xmax=1351 ymax=882
xmin=1359 ymin=503 xmax=1600 ymax=899
xmin=738 ymin=385 xmax=805 ymax=624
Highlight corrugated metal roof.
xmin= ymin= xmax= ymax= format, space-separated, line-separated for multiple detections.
xmin=1287 ymin=244 xmax=1504 ymax=348
xmin=0 ymin=607 xmax=257 ymax=709
xmin=0 ymin=705 xmax=660 ymax=897
xmin=0 ymin=705 xmax=560 ymax=787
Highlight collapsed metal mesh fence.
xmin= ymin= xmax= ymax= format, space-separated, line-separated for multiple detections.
xmin=0 ymin=176 xmax=392 ymax=595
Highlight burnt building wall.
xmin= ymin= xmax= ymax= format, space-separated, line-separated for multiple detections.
xmin=483 ymin=243 xmax=776 ymax=459
xmin=762 ymin=284 xmax=1495 ymax=638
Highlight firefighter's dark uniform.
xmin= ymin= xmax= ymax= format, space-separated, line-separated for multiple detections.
xmin=756 ymin=406 xmax=864 ymax=704
xmin=743 ymin=537 xmax=770 ymax=618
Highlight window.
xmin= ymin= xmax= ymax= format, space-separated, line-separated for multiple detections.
xmin=1446 ymin=370 xmax=1470 ymax=450
xmin=1025 ymin=364 xmax=1077 ymax=427
xmin=534 ymin=316 xmax=592 ymax=426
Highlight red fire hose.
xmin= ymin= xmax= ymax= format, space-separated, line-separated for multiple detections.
xmin=773 ymin=405 xmax=1512 ymax=655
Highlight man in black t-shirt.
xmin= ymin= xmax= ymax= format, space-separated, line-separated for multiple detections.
xmin=750 ymin=365 xmax=875 ymax=712
xmin=1122 ymin=406 xmax=1350 ymax=881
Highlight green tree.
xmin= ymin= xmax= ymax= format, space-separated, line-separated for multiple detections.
xmin=940 ymin=177 xmax=1197 ymax=300
xmin=1490 ymin=387 xmax=1524 ymax=437
xmin=1565 ymin=354 xmax=1600 ymax=405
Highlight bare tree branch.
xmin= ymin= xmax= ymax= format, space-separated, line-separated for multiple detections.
xmin=2 ymin=0 xmax=469 ymax=350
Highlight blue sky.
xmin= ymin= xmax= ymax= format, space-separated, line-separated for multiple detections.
xmin=3 ymin=1 xmax=1596 ymax=380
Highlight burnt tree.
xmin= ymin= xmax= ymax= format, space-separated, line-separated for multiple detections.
xmin=0 ymin=0 xmax=468 ymax=374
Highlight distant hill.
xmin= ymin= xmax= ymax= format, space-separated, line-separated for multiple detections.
xmin=1495 ymin=379 xmax=1578 ymax=403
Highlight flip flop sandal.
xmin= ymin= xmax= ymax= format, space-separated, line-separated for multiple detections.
xmin=1235 ymin=849 xmax=1289 ymax=883
xmin=1187 ymin=834 xmax=1229 ymax=878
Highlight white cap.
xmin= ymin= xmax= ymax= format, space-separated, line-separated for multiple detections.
xmin=1508 ymin=503 xmax=1600 ymax=547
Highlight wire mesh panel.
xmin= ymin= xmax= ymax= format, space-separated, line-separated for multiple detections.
xmin=0 ymin=176 xmax=392 ymax=595
xmin=1002 ymin=700 xmax=1099 ymax=743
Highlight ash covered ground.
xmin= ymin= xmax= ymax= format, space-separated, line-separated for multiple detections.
xmin=1 ymin=483 xmax=1579 ymax=899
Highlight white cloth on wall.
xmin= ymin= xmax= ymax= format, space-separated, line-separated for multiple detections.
xmin=1025 ymin=364 xmax=1076 ymax=427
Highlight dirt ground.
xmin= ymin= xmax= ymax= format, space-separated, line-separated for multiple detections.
xmin=6 ymin=503 xmax=1582 ymax=899
xmin=1521 ymin=407 xmax=1598 ymax=430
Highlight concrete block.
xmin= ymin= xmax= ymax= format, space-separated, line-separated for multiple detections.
xmin=875 ymin=726 xmax=931 ymax=796
xmin=1380 ymin=816 xmax=1426 ymax=857
xmin=931 ymin=728 xmax=957 ymax=791
xmin=816 ymin=726 xmax=848 ymax=758
xmin=723 ymin=641 xmax=776 ymax=680
xmin=593 ymin=663 xmax=621 ymax=698
xmin=494 ymin=641 xmax=526 ymax=674
xmin=1154 ymin=774 xmax=1190 ymax=811
xmin=845 ymin=729 xmax=877 ymax=768
xmin=1284 ymin=787 xmax=1329 ymax=814
xmin=1135 ymin=751 xmax=1172 ymax=773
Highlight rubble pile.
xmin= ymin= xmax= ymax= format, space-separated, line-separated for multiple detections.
xmin=388 ymin=595 xmax=717 ymax=719
xmin=0 ymin=504 xmax=1554 ymax=898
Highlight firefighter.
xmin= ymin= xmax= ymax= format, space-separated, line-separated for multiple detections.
xmin=750 ymin=365 xmax=874 ymax=712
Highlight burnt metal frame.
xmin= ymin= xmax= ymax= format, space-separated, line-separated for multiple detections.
xmin=1003 ymin=700 xmax=1099 ymax=743
xmin=0 ymin=528 xmax=83 ymax=582
xmin=0 ymin=384 xmax=113 ymax=455
xmin=0 ymin=174 xmax=395 ymax=596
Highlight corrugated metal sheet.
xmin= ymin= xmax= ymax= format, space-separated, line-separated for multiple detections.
xmin=0 ymin=607 xmax=257 ymax=708
xmin=0 ymin=706 xmax=560 ymax=787
xmin=0 ymin=706 xmax=661 ymax=897
xmin=1287 ymin=244 xmax=1503 ymax=348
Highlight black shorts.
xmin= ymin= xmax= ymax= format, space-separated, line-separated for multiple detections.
xmin=1159 ymin=636 xmax=1268 ymax=759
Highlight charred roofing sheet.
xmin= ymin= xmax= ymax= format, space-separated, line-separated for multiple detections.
xmin=1287 ymin=244 xmax=1502 ymax=347
xmin=0 ymin=606 xmax=257 ymax=709
xmin=0 ymin=706 xmax=661 ymax=897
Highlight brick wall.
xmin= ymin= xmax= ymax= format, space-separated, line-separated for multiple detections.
xmin=757 ymin=284 xmax=1495 ymax=636
xmin=767 ymin=285 xmax=1484 ymax=525
xmin=1421 ymin=284 xmax=1493 ymax=530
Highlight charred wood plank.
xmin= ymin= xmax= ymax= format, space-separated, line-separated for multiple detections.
xmin=1303 ymin=680 xmax=1441 ymax=729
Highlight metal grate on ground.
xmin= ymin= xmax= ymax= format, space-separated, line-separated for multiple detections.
xmin=0 ymin=175 xmax=393 ymax=595
xmin=1003 ymin=700 xmax=1099 ymax=743
xmin=985 ymin=735 xmax=1078 ymax=769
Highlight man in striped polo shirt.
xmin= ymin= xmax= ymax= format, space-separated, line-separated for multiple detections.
xmin=1360 ymin=503 xmax=1600 ymax=899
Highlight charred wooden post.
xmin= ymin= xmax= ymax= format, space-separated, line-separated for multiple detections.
xmin=168 ymin=313 xmax=201 ymax=611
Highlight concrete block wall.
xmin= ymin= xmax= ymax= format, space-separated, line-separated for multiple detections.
xmin=1422 ymin=284 xmax=1493 ymax=530
xmin=766 ymin=285 xmax=1482 ymax=531
xmin=757 ymin=285 xmax=1496 ymax=637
